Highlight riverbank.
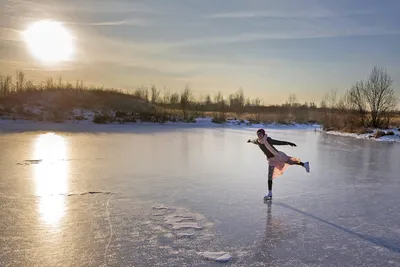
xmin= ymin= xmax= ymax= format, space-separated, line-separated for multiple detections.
xmin=1 ymin=117 xmax=399 ymax=143
xmin=0 ymin=116 xmax=320 ymax=133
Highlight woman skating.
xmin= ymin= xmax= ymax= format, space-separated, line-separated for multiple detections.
xmin=248 ymin=129 xmax=310 ymax=201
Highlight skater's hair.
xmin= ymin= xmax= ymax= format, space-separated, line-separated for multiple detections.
xmin=257 ymin=129 xmax=265 ymax=135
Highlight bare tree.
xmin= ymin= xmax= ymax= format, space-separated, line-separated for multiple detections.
xmin=150 ymin=85 xmax=160 ymax=104
xmin=213 ymin=91 xmax=227 ymax=120
xmin=195 ymin=94 xmax=206 ymax=117
xmin=321 ymin=89 xmax=340 ymax=130
xmin=170 ymin=93 xmax=179 ymax=105
xmin=46 ymin=78 xmax=54 ymax=90
xmin=25 ymin=80 xmax=35 ymax=92
xmin=57 ymin=77 xmax=63 ymax=89
xmin=287 ymin=94 xmax=299 ymax=107
xmin=229 ymin=88 xmax=245 ymax=115
xmin=162 ymin=87 xmax=171 ymax=104
xmin=319 ymin=99 xmax=327 ymax=110
xmin=245 ymin=98 xmax=250 ymax=107
xmin=180 ymin=85 xmax=192 ymax=119
xmin=252 ymin=98 xmax=261 ymax=107
xmin=134 ymin=86 xmax=149 ymax=101
xmin=363 ymin=66 xmax=398 ymax=128
xmin=205 ymin=94 xmax=212 ymax=106
xmin=324 ymin=89 xmax=337 ymax=109
xmin=345 ymin=81 xmax=367 ymax=126
xmin=214 ymin=92 xmax=223 ymax=104
xmin=16 ymin=71 xmax=25 ymax=92
xmin=75 ymin=80 xmax=84 ymax=90
xmin=285 ymin=93 xmax=299 ymax=119
xmin=0 ymin=75 xmax=12 ymax=96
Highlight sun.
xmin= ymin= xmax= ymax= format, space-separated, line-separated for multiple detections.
xmin=23 ymin=20 xmax=74 ymax=63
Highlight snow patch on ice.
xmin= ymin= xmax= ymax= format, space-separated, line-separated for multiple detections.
xmin=164 ymin=213 xmax=204 ymax=230
xmin=150 ymin=205 xmax=210 ymax=232
xmin=148 ymin=204 xmax=234 ymax=261
xmin=152 ymin=205 xmax=172 ymax=210
xmin=199 ymin=251 xmax=232 ymax=262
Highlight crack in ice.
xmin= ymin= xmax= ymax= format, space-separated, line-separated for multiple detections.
xmin=36 ymin=191 xmax=114 ymax=197
xmin=103 ymin=194 xmax=114 ymax=266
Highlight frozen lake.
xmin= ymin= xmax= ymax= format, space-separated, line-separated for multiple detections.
xmin=0 ymin=124 xmax=400 ymax=266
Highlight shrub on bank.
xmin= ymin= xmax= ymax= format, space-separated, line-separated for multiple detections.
xmin=374 ymin=130 xmax=385 ymax=138
xmin=212 ymin=116 xmax=226 ymax=124
xmin=93 ymin=114 xmax=108 ymax=124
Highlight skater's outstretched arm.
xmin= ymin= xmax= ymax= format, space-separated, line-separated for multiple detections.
xmin=247 ymin=139 xmax=259 ymax=145
xmin=268 ymin=137 xmax=297 ymax=147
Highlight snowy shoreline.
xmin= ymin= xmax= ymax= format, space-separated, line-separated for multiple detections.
xmin=0 ymin=117 xmax=320 ymax=132
xmin=1 ymin=117 xmax=399 ymax=143
xmin=319 ymin=128 xmax=400 ymax=143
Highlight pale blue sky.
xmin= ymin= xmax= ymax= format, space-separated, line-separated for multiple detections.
xmin=1 ymin=0 xmax=400 ymax=104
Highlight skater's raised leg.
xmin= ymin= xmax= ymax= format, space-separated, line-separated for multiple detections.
xmin=287 ymin=159 xmax=310 ymax=173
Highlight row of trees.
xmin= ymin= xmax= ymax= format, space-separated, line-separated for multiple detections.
xmin=134 ymin=86 xmax=262 ymax=109
xmin=0 ymin=71 xmax=311 ymax=118
xmin=133 ymin=86 xmax=319 ymax=116
xmin=1 ymin=67 xmax=399 ymax=128
xmin=0 ymin=71 xmax=331 ymax=114
xmin=0 ymin=71 xmax=87 ymax=96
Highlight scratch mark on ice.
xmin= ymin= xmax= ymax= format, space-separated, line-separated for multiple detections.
xmin=103 ymin=194 xmax=114 ymax=265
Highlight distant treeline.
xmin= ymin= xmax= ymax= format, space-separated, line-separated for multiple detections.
xmin=0 ymin=66 xmax=399 ymax=130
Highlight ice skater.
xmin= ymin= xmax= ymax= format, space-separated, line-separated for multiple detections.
xmin=247 ymin=129 xmax=310 ymax=201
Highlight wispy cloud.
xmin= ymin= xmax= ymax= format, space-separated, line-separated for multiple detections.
xmin=159 ymin=29 xmax=400 ymax=49
xmin=0 ymin=27 xmax=22 ymax=41
xmin=8 ymin=0 xmax=160 ymax=15
xmin=67 ymin=19 xmax=150 ymax=27
xmin=206 ymin=9 xmax=337 ymax=19
xmin=206 ymin=8 xmax=380 ymax=20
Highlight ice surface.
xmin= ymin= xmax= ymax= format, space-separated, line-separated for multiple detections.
xmin=0 ymin=125 xmax=400 ymax=266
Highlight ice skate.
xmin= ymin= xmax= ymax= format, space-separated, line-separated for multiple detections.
xmin=304 ymin=162 xmax=310 ymax=173
xmin=263 ymin=191 xmax=272 ymax=202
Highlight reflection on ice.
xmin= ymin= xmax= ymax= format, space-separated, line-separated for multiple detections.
xmin=33 ymin=133 xmax=68 ymax=226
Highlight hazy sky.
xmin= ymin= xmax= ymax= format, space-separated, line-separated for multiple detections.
xmin=1 ymin=0 xmax=400 ymax=104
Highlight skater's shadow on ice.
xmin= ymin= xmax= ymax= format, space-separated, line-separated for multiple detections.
xmin=274 ymin=201 xmax=400 ymax=253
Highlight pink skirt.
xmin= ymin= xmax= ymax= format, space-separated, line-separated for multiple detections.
xmin=267 ymin=151 xmax=301 ymax=179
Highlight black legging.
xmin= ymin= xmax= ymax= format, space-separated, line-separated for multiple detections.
xmin=268 ymin=166 xmax=274 ymax=190
xmin=268 ymin=161 xmax=304 ymax=191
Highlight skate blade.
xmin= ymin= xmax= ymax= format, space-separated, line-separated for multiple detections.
xmin=263 ymin=196 xmax=272 ymax=202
